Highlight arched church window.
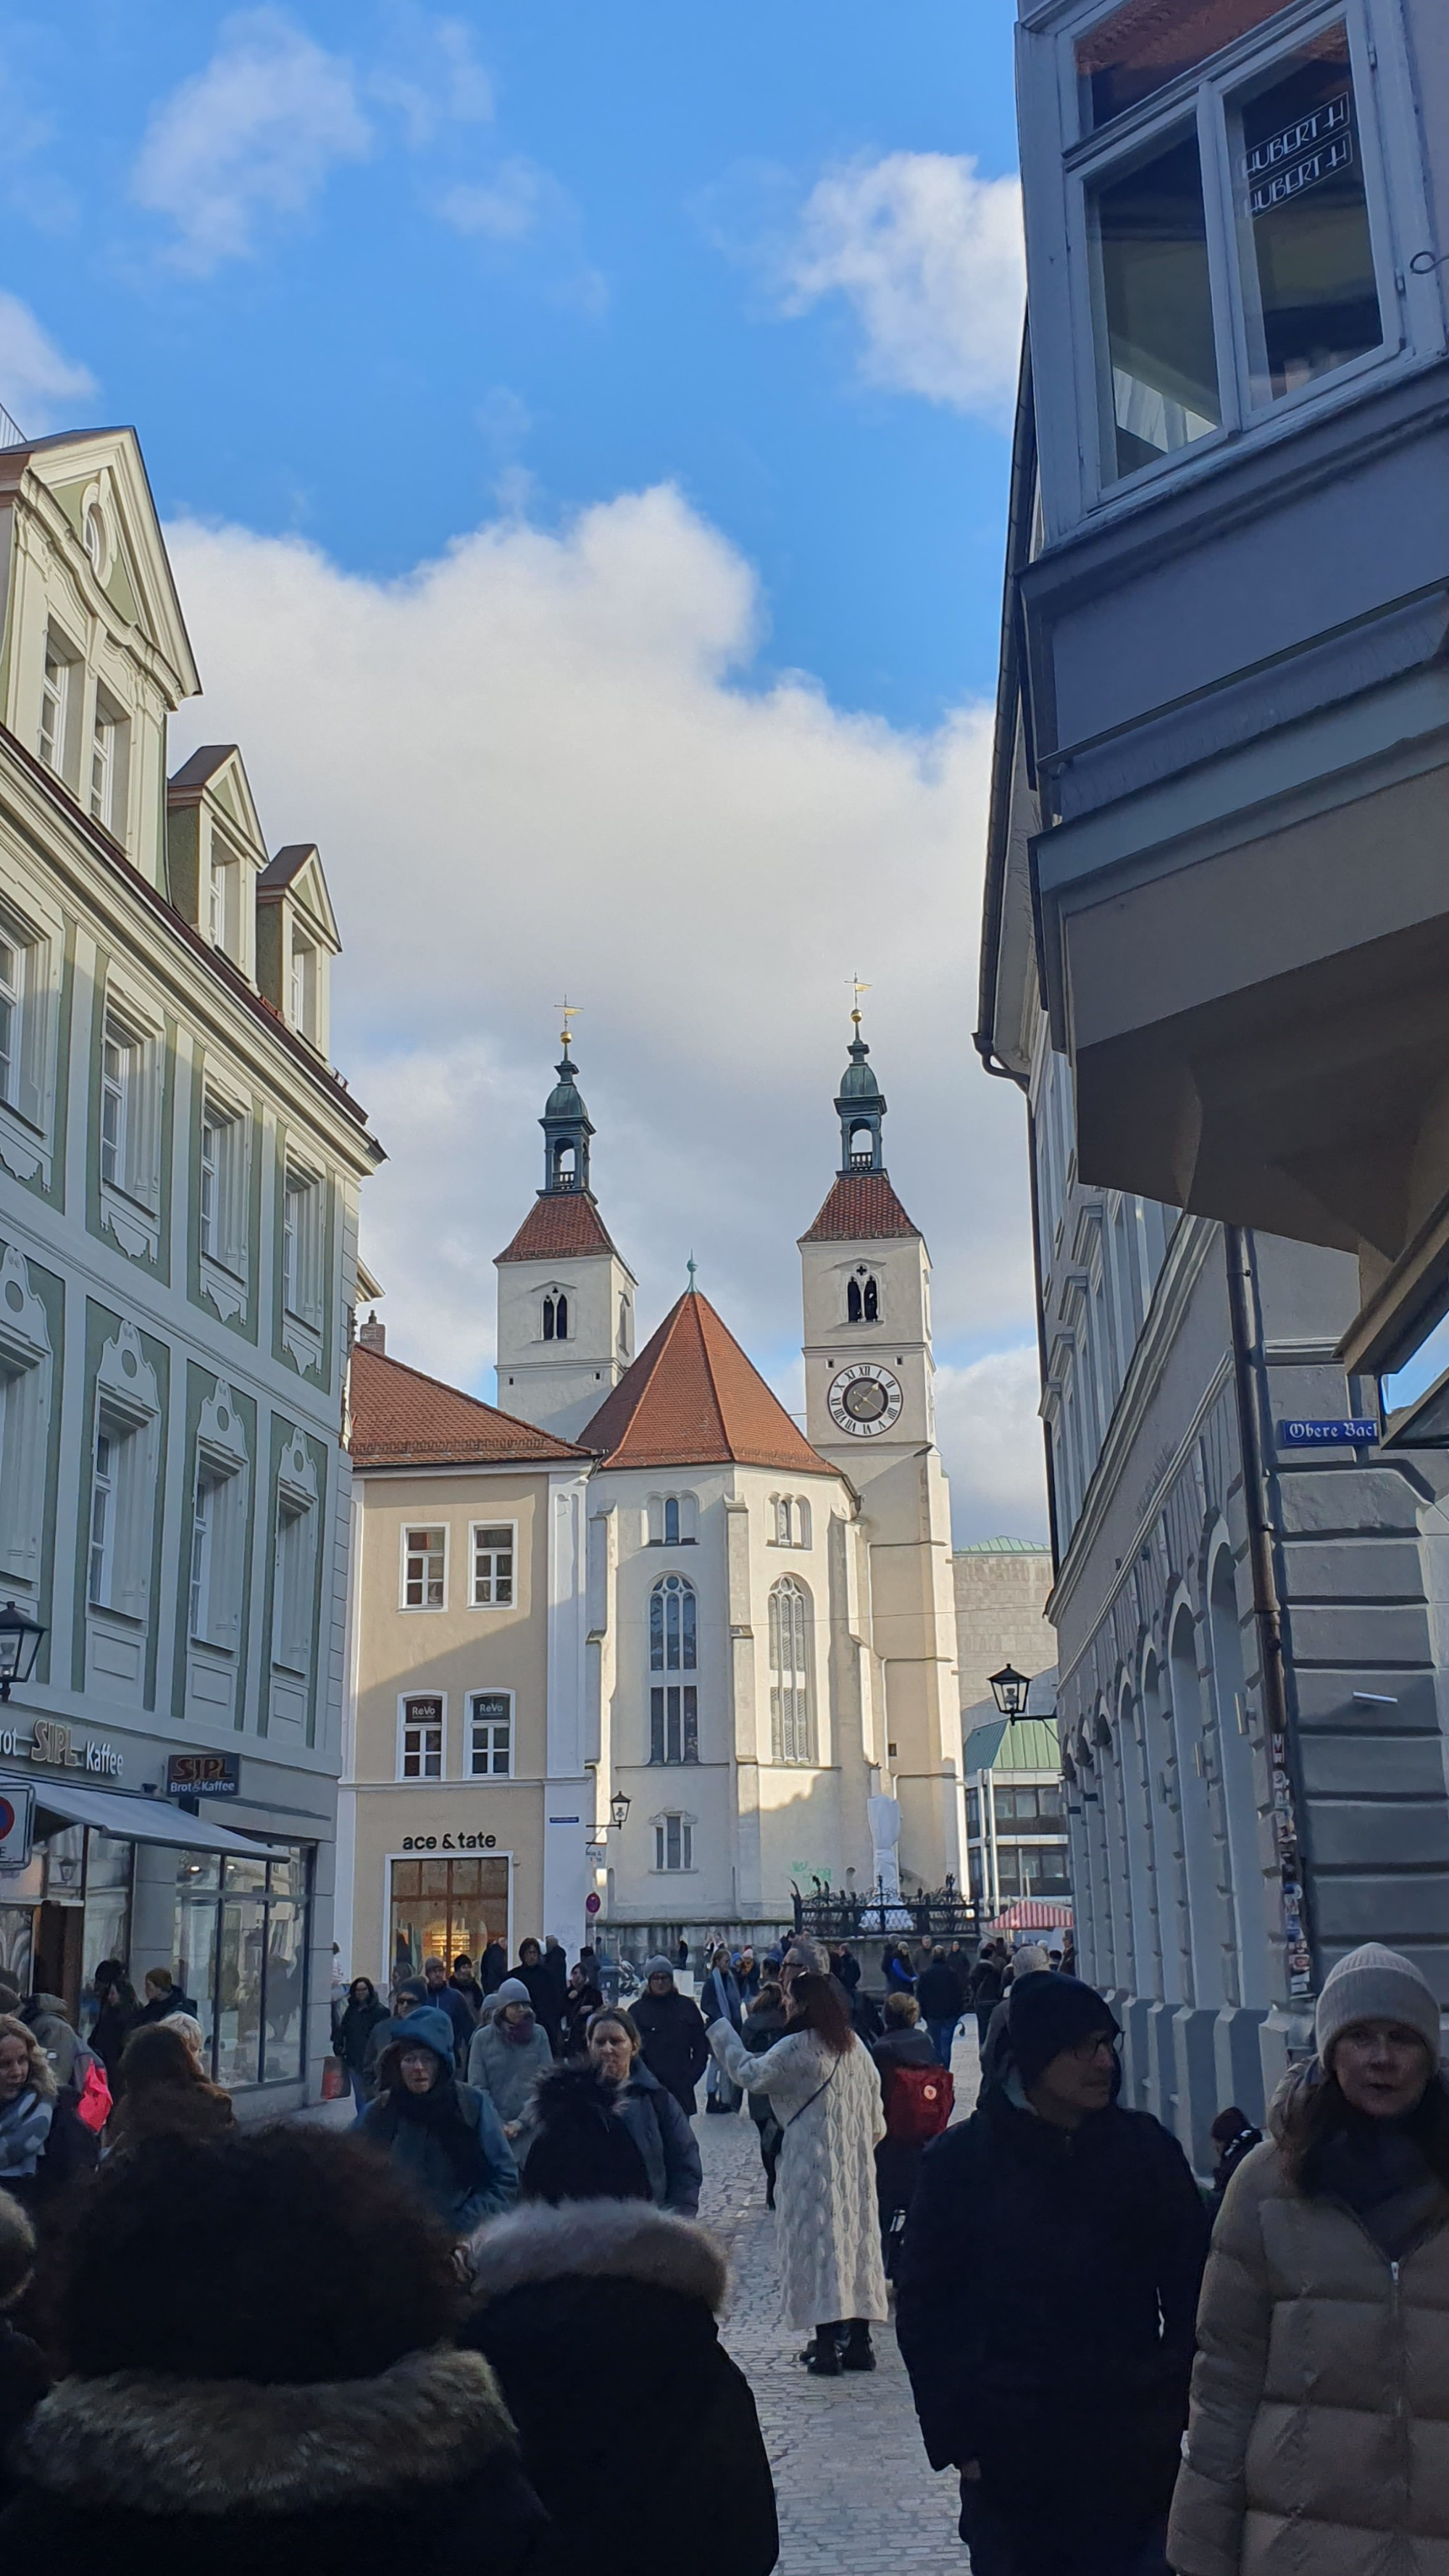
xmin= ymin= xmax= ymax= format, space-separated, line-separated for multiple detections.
xmin=650 ymin=1573 xmax=696 ymax=1672
xmin=646 ymin=1494 xmax=698 ymax=1546
xmin=849 ymin=1123 xmax=874 ymax=1169
xmin=553 ymin=1141 xmax=576 ymax=1188
xmin=847 ymin=1268 xmax=879 ymax=1325
xmin=543 ymin=1295 xmax=555 ymax=1341
xmin=555 ymin=1293 xmax=568 ymax=1339
xmin=769 ymin=1577 xmax=813 ymax=1764
xmin=619 ymin=1294 xmax=631 ymax=1357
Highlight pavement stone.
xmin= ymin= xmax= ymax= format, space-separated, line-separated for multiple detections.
xmin=695 ymin=2020 xmax=982 ymax=2575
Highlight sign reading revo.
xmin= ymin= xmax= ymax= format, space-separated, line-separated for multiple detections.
xmin=0 ymin=1783 xmax=36 ymax=1873
xmin=1278 ymin=1419 xmax=1378 ymax=1448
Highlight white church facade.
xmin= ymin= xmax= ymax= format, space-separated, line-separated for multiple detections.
xmin=341 ymin=1025 xmax=965 ymax=1967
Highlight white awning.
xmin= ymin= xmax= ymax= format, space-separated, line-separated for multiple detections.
xmin=4 ymin=1772 xmax=290 ymax=1860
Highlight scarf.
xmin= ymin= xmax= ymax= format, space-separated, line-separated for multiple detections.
xmin=502 ymin=2007 xmax=537 ymax=2046
xmin=1313 ymin=2114 xmax=1448 ymax=2260
xmin=0 ymin=2086 xmax=54 ymax=2177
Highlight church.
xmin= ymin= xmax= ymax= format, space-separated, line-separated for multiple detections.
xmin=340 ymin=1020 xmax=964 ymax=1976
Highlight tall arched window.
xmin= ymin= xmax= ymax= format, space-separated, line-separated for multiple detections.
xmin=846 ymin=1270 xmax=880 ymax=1324
xmin=769 ymin=1576 xmax=813 ymax=1764
xmin=542 ymin=1291 xmax=569 ymax=1342
xmin=650 ymin=1572 xmax=697 ymax=1763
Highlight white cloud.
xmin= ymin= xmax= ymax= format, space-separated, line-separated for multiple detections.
xmin=164 ymin=483 xmax=1040 ymax=1531
xmin=131 ymin=9 xmax=371 ymax=273
xmin=370 ymin=12 xmax=494 ymax=147
xmin=782 ymin=151 xmax=1024 ymax=418
xmin=437 ymin=157 xmax=550 ymax=243
xmin=0 ymin=294 xmax=96 ymax=434
xmin=934 ymin=1347 xmax=1051 ymax=1546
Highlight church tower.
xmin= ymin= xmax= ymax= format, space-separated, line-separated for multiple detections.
xmin=798 ymin=1015 xmax=966 ymax=1893
xmin=495 ymin=1031 xmax=638 ymax=1441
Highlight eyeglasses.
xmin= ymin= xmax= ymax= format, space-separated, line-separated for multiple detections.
xmin=1067 ymin=2033 xmax=1118 ymax=2064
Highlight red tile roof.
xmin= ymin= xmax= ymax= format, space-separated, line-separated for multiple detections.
xmin=348 ymin=1342 xmax=591 ymax=1468
xmin=799 ymin=1171 xmax=921 ymax=1243
xmin=496 ymin=1193 xmax=619 ymax=1264
xmin=580 ymin=1291 xmax=832 ymax=1474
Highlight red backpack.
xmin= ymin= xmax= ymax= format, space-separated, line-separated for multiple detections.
xmin=885 ymin=2060 xmax=953 ymax=2143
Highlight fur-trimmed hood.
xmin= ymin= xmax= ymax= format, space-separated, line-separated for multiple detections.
xmin=467 ymin=2196 xmax=727 ymax=2312
xmin=13 ymin=2346 xmax=515 ymax=2518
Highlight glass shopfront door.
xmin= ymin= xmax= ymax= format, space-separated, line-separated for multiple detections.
xmin=388 ymin=1856 xmax=509 ymax=1983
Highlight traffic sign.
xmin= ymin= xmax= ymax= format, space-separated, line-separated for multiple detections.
xmin=585 ymin=1891 xmax=601 ymax=1915
xmin=0 ymin=1783 xmax=35 ymax=1872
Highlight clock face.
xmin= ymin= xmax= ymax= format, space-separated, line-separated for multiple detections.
xmin=828 ymin=1362 xmax=903 ymax=1438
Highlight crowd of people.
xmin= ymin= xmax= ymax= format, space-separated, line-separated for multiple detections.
xmin=1 ymin=1923 xmax=1447 ymax=2576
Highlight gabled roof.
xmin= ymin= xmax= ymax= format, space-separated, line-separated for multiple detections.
xmin=260 ymin=843 xmax=341 ymax=951
xmin=799 ymin=1170 xmax=922 ymax=1243
xmin=348 ymin=1341 xmax=592 ymax=1470
xmin=167 ymin=743 xmax=269 ymax=862
xmin=4 ymin=426 xmax=200 ymax=701
xmin=581 ymin=1290 xmax=832 ymax=1475
xmin=496 ymin=1193 xmax=620 ymax=1266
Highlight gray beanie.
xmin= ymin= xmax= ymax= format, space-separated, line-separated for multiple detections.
xmin=643 ymin=1956 xmax=675 ymax=1980
xmin=785 ymin=1936 xmax=829 ymax=1975
xmin=1315 ymin=1943 xmax=1442 ymax=2064
xmin=496 ymin=1977 xmax=532 ymax=2008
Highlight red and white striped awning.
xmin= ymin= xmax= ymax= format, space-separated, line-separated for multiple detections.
xmin=987 ymin=1898 xmax=1074 ymax=1933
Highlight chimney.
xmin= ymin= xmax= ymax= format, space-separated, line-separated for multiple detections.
xmin=357 ymin=1312 xmax=385 ymax=1354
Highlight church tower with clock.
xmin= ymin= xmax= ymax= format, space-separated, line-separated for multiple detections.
xmin=798 ymin=1020 xmax=966 ymax=1896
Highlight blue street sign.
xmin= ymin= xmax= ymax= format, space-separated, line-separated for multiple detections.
xmin=1278 ymin=1418 xmax=1378 ymax=1447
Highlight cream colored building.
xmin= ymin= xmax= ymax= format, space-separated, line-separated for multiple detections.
xmin=338 ymin=1333 xmax=592 ymax=1986
xmin=0 ymin=417 xmax=380 ymax=2109
xmin=953 ymin=1539 xmax=1054 ymax=1715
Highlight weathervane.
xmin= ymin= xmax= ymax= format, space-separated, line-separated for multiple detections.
xmin=555 ymin=996 xmax=580 ymax=1054
xmin=850 ymin=972 xmax=872 ymax=1030
xmin=687 ymin=1253 xmax=698 ymax=1291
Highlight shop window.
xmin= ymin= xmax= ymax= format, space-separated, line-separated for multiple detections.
xmin=468 ymin=1691 xmax=511 ymax=1777
xmin=400 ymin=1695 xmax=444 ymax=1780
xmin=388 ymin=1855 xmax=510 ymax=1982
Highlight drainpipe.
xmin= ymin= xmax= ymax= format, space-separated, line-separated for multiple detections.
xmin=1224 ymin=1224 xmax=1316 ymax=2012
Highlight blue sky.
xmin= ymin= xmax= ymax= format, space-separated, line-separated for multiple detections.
xmin=1 ymin=2 xmax=1048 ymax=1540
xmin=4 ymin=1 xmax=1020 ymax=728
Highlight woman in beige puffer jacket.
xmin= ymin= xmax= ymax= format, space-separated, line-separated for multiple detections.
xmin=1168 ymin=1942 xmax=1449 ymax=2576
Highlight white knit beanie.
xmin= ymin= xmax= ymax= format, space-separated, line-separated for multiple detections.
xmin=1314 ymin=1943 xmax=1442 ymax=2063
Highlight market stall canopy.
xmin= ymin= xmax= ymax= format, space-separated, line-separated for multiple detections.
xmin=4 ymin=1773 xmax=289 ymax=1861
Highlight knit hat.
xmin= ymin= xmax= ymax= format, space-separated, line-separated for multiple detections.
xmin=391 ymin=2005 xmax=456 ymax=2064
xmin=643 ymin=1956 xmax=676 ymax=1980
xmin=1315 ymin=1944 xmax=1442 ymax=2064
xmin=1007 ymin=1972 xmax=1119 ymax=2091
xmin=496 ymin=1977 xmax=532 ymax=2008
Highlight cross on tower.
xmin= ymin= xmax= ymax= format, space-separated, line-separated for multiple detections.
xmin=850 ymin=972 xmax=872 ymax=1029
xmin=556 ymin=996 xmax=581 ymax=1054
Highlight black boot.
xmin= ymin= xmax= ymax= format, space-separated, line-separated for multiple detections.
xmin=841 ymin=2320 xmax=876 ymax=2372
xmin=804 ymin=2326 xmax=843 ymax=2375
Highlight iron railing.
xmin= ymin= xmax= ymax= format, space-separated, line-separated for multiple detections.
xmin=793 ymin=1883 xmax=982 ymax=1944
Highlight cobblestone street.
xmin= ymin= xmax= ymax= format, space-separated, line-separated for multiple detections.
xmin=695 ymin=2025 xmax=980 ymax=2575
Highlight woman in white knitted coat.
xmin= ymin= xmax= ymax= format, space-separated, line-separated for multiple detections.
xmin=709 ymin=1971 xmax=888 ymax=2373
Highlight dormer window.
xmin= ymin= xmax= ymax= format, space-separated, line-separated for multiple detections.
xmin=847 ymin=1267 xmax=879 ymax=1324
xmin=209 ymin=849 xmax=239 ymax=956
xmin=543 ymin=1291 xmax=569 ymax=1342
xmin=290 ymin=933 xmax=317 ymax=1040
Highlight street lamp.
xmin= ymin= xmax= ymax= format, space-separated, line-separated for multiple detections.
xmin=0 ymin=1600 xmax=45 ymax=1703
xmin=989 ymin=1663 xmax=1030 ymax=1720
xmin=609 ymin=1789 xmax=631 ymax=1833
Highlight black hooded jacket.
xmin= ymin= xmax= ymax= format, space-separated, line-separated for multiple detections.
xmin=895 ymin=2080 xmax=1209 ymax=2530
xmin=462 ymin=2198 xmax=777 ymax=2576
xmin=630 ymin=1985 xmax=709 ymax=2112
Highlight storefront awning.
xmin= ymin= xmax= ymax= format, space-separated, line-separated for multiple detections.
xmin=5 ymin=1773 xmax=289 ymax=1861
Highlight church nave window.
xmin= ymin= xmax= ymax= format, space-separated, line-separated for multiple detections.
xmin=649 ymin=1572 xmax=696 ymax=1670
xmin=646 ymin=1494 xmax=698 ymax=1546
xmin=769 ymin=1576 xmax=814 ymax=1764
xmin=650 ymin=1685 xmax=698 ymax=1765
xmin=653 ymin=1812 xmax=694 ymax=1870
xmin=542 ymin=1291 xmax=569 ymax=1342
xmin=846 ymin=1267 xmax=880 ymax=1325
xmin=771 ymin=1495 xmax=812 ymax=1548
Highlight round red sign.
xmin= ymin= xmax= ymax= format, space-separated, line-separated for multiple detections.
xmin=585 ymin=1891 xmax=601 ymax=1915
xmin=0 ymin=1798 xmax=14 ymax=1841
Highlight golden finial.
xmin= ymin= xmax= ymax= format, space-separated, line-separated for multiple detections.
xmin=849 ymin=972 xmax=872 ymax=1030
xmin=556 ymin=996 xmax=580 ymax=1054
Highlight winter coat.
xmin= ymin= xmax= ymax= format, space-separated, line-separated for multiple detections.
xmin=1 ymin=2087 xmax=97 ymax=2215
xmin=107 ymin=2082 xmax=235 ymax=2156
xmin=632 ymin=1985 xmax=710 ymax=2114
xmin=22 ymin=2000 xmax=85 ymax=2091
xmin=711 ymin=2019 xmax=888 ymax=2329
xmin=132 ymin=1986 xmax=196 ymax=2029
xmin=513 ymin=1962 xmax=561 ymax=2048
xmin=916 ymin=1960 xmax=964 ymax=2022
xmin=451 ymin=1973 xmax=485 ymax=2022
xmin=334 ymin=1995 xmax=391 ymax=2076
xmin=88 ymin=1994 xmax=135 ymax=2085
xmin=895 ymin=2079 xmax=1208 ymax=2538
xmin=480 ymin=1942 xmax=509 ymax=1995
xmin=871 ymin=2025 xmax=941 ymax=2219
xmin=0 ymin=2318 xmax=46 ymax=2512
xmin=885 ymin=1953 xmax=915 ymax=1994
xmin=0 ymin=2345 xmax=547 ymax=2576
xmin=1166 ymin=2131 xmax=1449 ymax=2576
xmin=743 ymin=2002 xmax=789 ymax=2136
xmin=462 ymin=2196 xmax=777 ymax=2576
xmin=358 ymin=2080 xmax=518 ymax=2237
xmin=467 ymin=2019 xmax=555 ymax=2136
xmin=969 ymin=1956 xmax=1005 ymax=2009
xmin=422 ymin=1982 xmax=475 ymax=2058
xmin=615 ymin=2062 xmax=703 ymax=2214
xmin=701 ymin=1966 xmax=743 ymax=2031
xmin=1209 ymin=2118 xmax=1264 ymax=2214
xmin=0 ymin=2089 xmax=54 ymax=2184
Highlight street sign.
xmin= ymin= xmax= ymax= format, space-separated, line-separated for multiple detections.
xmin=166 ymin=1751 xmax=241 ymax=1798
xmin=585 ymin=1891 xmax=602 ymax=1915
xmin=1278 ymin=1418 xmax=1377 ymax=1447
xmin=0 ymin=1783 xmax=35 ymax=1872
